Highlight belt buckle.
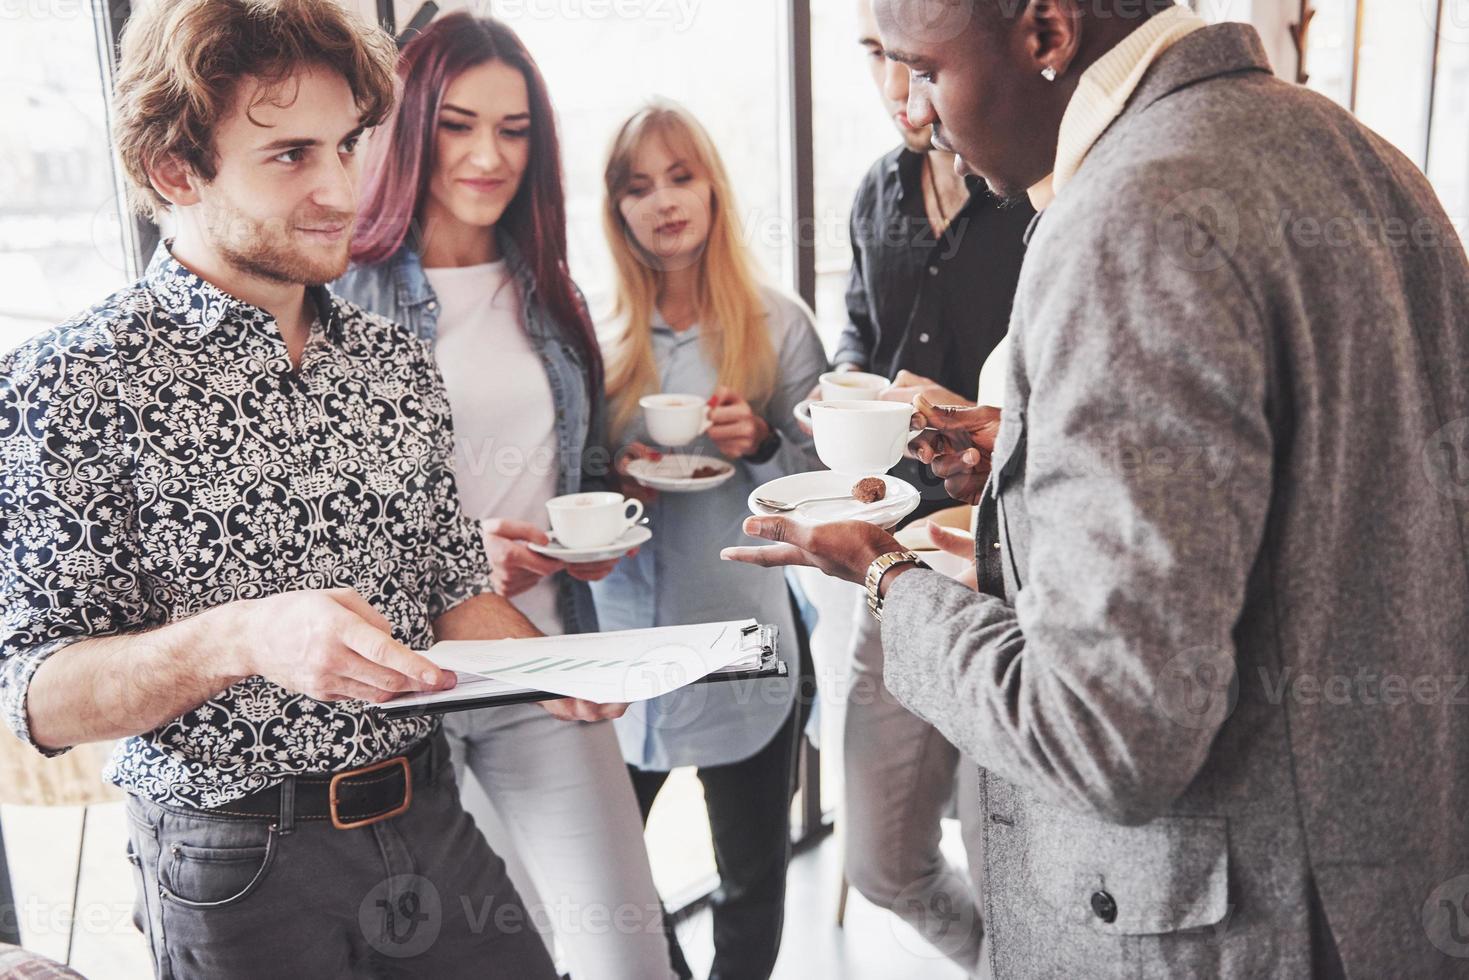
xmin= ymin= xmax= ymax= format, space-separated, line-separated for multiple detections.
xmin=329 ymin=756 xmax=412 ymax=830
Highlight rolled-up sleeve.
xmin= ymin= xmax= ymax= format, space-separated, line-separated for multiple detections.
xmin=879 ymin=167 xmax=1274 ymax=825
xmin=0 ymin=332 xmax=149 ymax=755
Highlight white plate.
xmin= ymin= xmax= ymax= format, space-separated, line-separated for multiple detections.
xmin=747 ymin=472 xmax=920 ymax=528
xmin=626 ymin=454 xmax=736 ymax=493
xmin=526 ymin=524 xmax=652 ymax=563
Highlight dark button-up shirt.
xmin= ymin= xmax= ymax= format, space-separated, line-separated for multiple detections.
xmin=836 ymin=147 xmax=1034 ymax=517
xmin=0 ymin=248 xmax=490 ymax=809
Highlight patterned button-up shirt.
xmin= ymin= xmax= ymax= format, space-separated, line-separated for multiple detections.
xmin=0 ymin=248 xmax=491 ymax=809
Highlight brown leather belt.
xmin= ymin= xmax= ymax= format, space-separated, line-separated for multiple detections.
xmin=200 ymin=735 xmax=435 ymax=830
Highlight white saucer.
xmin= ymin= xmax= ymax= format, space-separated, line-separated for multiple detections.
xmin=748 ymin=472 xmax=920 ymax=529
xmin=626 ymin=454 xmax=736 ymax=493
xmin=526 ymin=524 xmax=652 ymax=563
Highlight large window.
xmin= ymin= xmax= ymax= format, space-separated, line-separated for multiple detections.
xmin=1300 ymin=0 xmax=1356 ymax=107
xmin=1428 ymin=0 xmax=1469 ymax=232
xmin=1353 ymin=1 xmax=1438 ymax=165
xmin=374 ymin=0 xmax=803 ymax=322
xmin=809 ymin=1 xmax=905 ymax=350
xmin=487 ymin=0 xmax=790 ymax=318
xmin=0 ymin=2 xmax=131 ymax=354
xmin=1301 ymin=0 xmax=1469 ymax=235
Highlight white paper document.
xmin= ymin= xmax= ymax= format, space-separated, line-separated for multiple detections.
xmin=387 ymin=620 xmax=763 ymax=709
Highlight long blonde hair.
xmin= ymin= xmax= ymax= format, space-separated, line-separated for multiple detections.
xmin=601 ymin=100 xmax=777 ymax=439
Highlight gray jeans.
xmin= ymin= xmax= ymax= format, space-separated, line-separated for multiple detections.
xmin=123 ymin=733 xmax=556 ymax=979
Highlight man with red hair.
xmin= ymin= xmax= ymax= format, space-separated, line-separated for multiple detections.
xmin=0 ymin=2 xmax=573 ymax=976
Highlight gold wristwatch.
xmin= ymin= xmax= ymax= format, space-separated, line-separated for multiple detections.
xmin=865 ymin=550 xmax=929 ymax=621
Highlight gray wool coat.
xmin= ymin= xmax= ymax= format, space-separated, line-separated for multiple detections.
xmin=880 ymin=23 xmax=1469 ymax=979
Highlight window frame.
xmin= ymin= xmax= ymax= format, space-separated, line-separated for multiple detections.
xmin=93 ymin=0 xmax=158 ymax=279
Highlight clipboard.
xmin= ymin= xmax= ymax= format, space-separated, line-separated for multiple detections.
xmin=379 ymin=623 xmax=786 ymax=719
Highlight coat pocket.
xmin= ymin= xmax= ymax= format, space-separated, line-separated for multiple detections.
xmin=1026 ymin=801 xmax=1230 ymax=936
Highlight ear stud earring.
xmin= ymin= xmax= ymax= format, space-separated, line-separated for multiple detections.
xmin=1041 ymin=66 xmax=1058 ymax=82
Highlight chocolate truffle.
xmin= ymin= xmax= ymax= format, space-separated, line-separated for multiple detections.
xmin=852 ymin=477 xmax=887 ymax=504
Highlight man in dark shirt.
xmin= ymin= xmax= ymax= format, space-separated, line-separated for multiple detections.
xmin=832 ymin=5 xmax=1033 ymax=523
xmin=818 ymin=0 xmax=1032 ymax=971
xmin=834 ymin=138 xmax=1032 ymax=431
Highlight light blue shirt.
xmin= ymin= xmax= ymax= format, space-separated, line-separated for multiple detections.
xmin=594 ymin=287 xmax=828 ymax=770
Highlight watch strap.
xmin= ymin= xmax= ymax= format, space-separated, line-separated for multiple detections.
xmin=865 ymin=550 xmax=928 ymax=621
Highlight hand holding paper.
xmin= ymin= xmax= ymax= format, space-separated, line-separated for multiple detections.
xmin=384 ymin=620 xmax=769 ymax=713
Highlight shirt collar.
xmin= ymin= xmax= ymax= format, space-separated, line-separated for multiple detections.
xmin=650 ymin=306 xmax=699 ymax=339
xmin=1027 ymin=174 xmax=1056 ymax=212
xmin=146 ymin=241 xmax=345 ymax=343
xmin=145 ymin=242 xmax=245 ymax=337
xmin=1050 ymin=4 xmax=1208 ymax=197
xmin=893 ymin=146 xmax=991 ymax=214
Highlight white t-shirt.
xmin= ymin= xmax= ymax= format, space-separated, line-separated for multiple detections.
xmin=424 ymin=261 xmax=563 ymax=635
xmin=977 ymin=333 xmax=1008 ymax=410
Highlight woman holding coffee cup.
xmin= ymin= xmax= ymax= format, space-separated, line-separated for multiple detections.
xmin=334 ymin=16 xmax=673 ymax=980
xmin=594 ymin=100 xmax=827 ymax=980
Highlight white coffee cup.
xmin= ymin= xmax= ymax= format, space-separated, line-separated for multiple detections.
xmin=819 ymin=371 xmax=889 ymax=402
xmin=545 ymin=492 xmax=645 ymax=549
xmin=809 ymin=400 xmax=915 ymax=475
xmin=640 ymin=393 xmax=711 ymax=447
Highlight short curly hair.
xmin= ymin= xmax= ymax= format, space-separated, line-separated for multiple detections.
xmin=112 ymin=0 xmax=398 ymax=219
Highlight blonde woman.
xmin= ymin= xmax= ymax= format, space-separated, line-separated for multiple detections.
xmin=592 ymin=101 xmax=827 ymax=980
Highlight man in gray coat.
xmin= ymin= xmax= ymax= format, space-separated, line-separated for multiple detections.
xmin=724 ymin=0 xmax=1469 ymax=976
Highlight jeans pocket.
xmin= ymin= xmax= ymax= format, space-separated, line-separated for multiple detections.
xmin=159 ymin=831 xmax=279 ymax=911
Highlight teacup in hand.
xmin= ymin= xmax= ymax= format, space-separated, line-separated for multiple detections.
xmin=640 ymin=393 xmax=711 ymax=447
xmin=546 ymin=492 xmax=645 ymax=549
xmin=819 ymin=371 xmax=888 ymax=402
xmin=809 ymin=401 xmax=915 ymax=476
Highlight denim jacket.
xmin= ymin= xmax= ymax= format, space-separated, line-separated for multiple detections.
xmin=334 ymin=236 xmax=606 ymax=634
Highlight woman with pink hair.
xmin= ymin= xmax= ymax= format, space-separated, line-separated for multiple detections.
xmin=335 ymin=14 xmax=673 ymax=979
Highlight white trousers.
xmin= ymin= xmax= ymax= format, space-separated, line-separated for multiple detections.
xmin=444 ymin=703 xmax=675 ymax=980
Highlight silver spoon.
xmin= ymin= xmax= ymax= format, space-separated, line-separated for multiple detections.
xmin=754 ymin=492 xmax=854 ymax=513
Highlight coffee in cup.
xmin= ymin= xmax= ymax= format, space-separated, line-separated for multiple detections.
xmin=545 ymin=492 xmax=645 ymax=549
xmin=640 ymin=393 xmax=711 ymax=446
xmin=808 ymin=400 xmax=915 ymax=475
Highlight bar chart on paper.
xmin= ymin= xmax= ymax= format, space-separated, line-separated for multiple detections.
xmin=387 ymin=620 xmax=768 ymax=710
